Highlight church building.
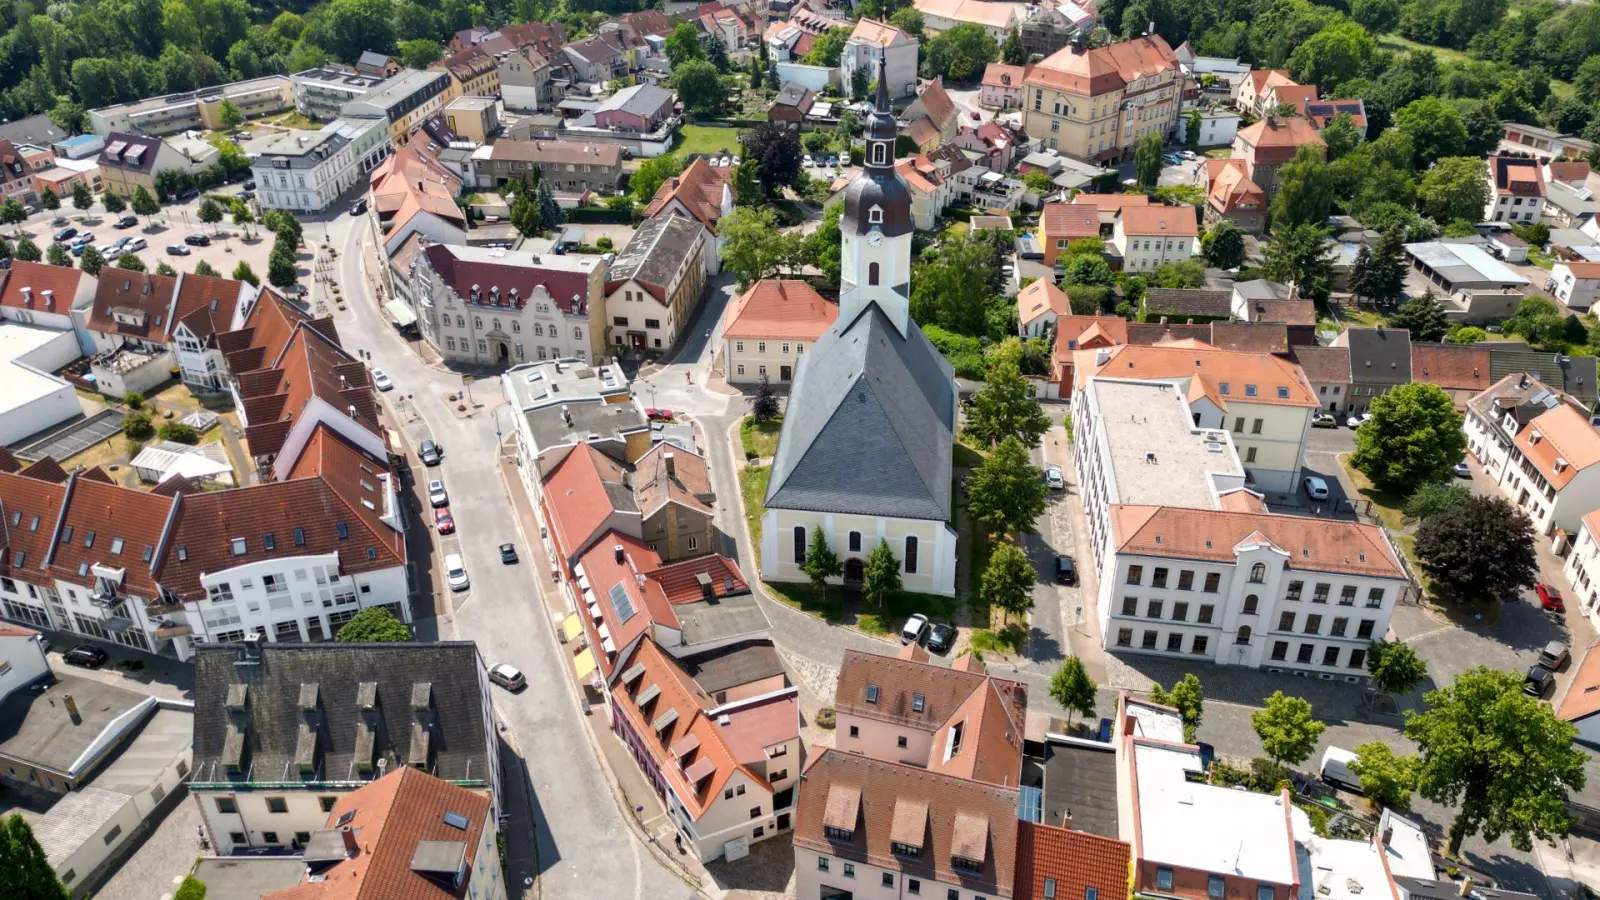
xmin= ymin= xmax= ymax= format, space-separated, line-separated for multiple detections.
xmin=759 ymin=61 xmax=959 ymax=597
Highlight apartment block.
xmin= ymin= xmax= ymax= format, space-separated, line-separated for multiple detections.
xmin=1021 ymin=35 xmax=1183 ymax=163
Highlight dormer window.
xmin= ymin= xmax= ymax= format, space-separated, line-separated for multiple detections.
xmin=951 ymin=855 xmax=983 ymax=873
xmin=823 ymin=825 xmax=854 ymax=841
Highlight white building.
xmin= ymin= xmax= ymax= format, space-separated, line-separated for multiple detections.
xmin=1550 ymin=261 xmax=1600 ymax=311
xmin=1193 ymin=109 xmax=1241 ymax=148
xmin=841 ymin=19 xmax=919 ymax=99
xmin=251 ymin=117 xmax=392 ymax=213
xmin=1563 ymin=511 xmax=1600 ymax=631
xmin=1464 ymin=373 xmax=1600 ymax=540
xmin=1112 ymin=205 xmax=1199 ymax=272
xmin=1486 ymin=154 xmax=1546 ymax=225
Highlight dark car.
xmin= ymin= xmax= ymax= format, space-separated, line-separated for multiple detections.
xmin=239 ymin=190 xmax=255 ymax=201
xmin=243 ymin=180 xmax=256 ymax=191
xmin=185 ymin=233 xmax=211 ymax=246
xmin=1524 ymin=664 xmax=1555 ymax=698
xmin=177 ymin=187 xmax=199 ymax=202
xmin=419 ymin=439 xmax=442 ymax=466
xmin=116 ymin=215 xmax=137 ymax=229
xmin=925 ymin=621 xmax=957 ymax=653
xmin=1055 ymin=555 xmax=1077 ymax=585
xmin=349 ymin=198 xmax=368 ymax=216
xmin=53 ymin=226 xmax=77 ymax=242
xmin=500 ymin=543 xmax=519 ymax=564
xmin=64 ymin=644 xmax=108 ymax=668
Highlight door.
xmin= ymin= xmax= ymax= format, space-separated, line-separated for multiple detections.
xmin=780 ymin=365 xmax=792 ymax=381
xmin=630 ymin=332 xmax=646 ymax=349
xmin=777 ymin=813 xmax=790 ymax=831
xmin=844 ymin=558 xmax=864 ymax=586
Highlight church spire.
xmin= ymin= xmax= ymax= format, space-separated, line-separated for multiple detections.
xmin=865 ymin=55 xmax=896 ymax=171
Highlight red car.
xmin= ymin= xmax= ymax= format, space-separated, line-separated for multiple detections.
xmin=645 ymin=408 xmax=675 ymax=422
xmin=434 ymin=507 xmax=455 ymax=534
xmin=1536 ymin=583 xmax=1565 ymax=612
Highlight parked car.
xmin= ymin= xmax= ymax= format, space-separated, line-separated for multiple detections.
xmin=53 ymin=226 xmax=77 ymax=242
xmin=1302 ymin=475 xmax=1330 ymax=501
xmin=64 ymin=644 xmax=108 ymax=667
xmin=644 ymin=408 xmax=674 ymax=421
xmin=1055 ymin=555 xmax=1078 ymax=585
xmin=827 ymin=155 xmax=838 ymax=167
xmin=840 ymin=150 xmax=851 ymax=166
xmin=925 ymin=621 xmax=956 ymax=653
xmin=97 ymin=242 xmax=125 ymax=258
xmin=71 ymin=242 xmax=87 ymax=256
xmin=488 ymin=663 xmax=526 ymax=691
xmin=115 ymin=215 xmax=138 ymax=229
xmin=185 ymin=233 xmax=211 ymax=246
xmin=167 ymin=244 xmax=191 ymax=255
xmin=122 ymin=236 xmax=147 ymax=252
xmin=900 ymin=613 xmax=929 ymax=645
xmin=1043 ymin=465 xmax=1066 ymax=490
xmin=1524 ymin=664 xmax=1556 ymax=698
xmin=802 ymin=154 xmax=814 ymax=167
xmin=177 ymin=187 xmax=199 ymax=202
xmin=1453 ymin=460 xmax=1471 ymax=478
xmin=419 ymin=439 xmax=442 ymax=466
xmin=72 ymin=231 xmax=94 ymax=246
xmin=349 ymin=198 xmax=368 ymax=216
xmin=1536 ymin=583 xmax=1565 ymax=612
xmin=434 ymin=507 xmax=455 ymax=534
xmin=1539 ymin=640 xmax=1570 ymax=671
xmin=1319 ymin=747 xmax=1364 ymax=793
xmin=500 ymin=542 xmax=518 ymax=564
xmin=239 ymin=190 xmax=255 ymax=201
xmin=1346 ymin=412 xmax=1371 ymax=429
xmin=243 ymin=179 xmax=256 ymax=191
xmin=428 ymin=479 xmax=449 ymax=507
xmin=234 ymin=132 xmax=253 ymax=142
xmin=444 ymin=553 xmax=470 ymax=591
xmin=1311 ymin=412 xmax=1338 ymax=428
xmin=372 ymin=368 xmax=393 ymax=391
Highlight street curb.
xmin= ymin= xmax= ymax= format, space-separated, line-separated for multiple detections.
xmin=494 ymin=458 xmax=708 ymax=897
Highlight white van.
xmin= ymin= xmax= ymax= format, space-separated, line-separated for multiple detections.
xmin=1320 ymin=746 xmax=1362 ymax=793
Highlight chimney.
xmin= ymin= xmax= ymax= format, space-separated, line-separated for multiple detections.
xmin=561 ymin=404 xmax=572 ymax=425
xmin=341 ymin=826 xmax=358 ymax=855
xmin=64 ymin=694 xmax=81 ymax=724
xmin=41 ymin=289 xmax=53 ymax=307
xmin=19 ymin=286 xmax=30 ymax=304
xmin=1266 ymin=115 xmax=1277 ymax=128
xmin=664 ymin=451 xmax=675 ymax=477
xmin=1519 ymin=373 xmax=1529 ymax=388
xmin=614 ymin=544 xmax=625 ymax=563
xmin=1380 ymin=826 xmax=1393 ymax=847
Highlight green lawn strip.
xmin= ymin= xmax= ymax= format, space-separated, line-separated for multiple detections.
xmin=739 ymin=465 xmax=771 ymax=567
xmin=970 ymin=623 xmax=1027 ymax=656
xmin=1336 ymin=453 xmax=1407 ymax=531
xmin=739 ymin=415 xmax=783 ymax=459
xmin=857 ymin=590 xmax=959 ymax=636
xmin=675 ymin=124 xmax=742 ymax=158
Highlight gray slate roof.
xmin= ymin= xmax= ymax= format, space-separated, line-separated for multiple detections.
xmin=190 ymin=642 xmax=491 ymax=787
xmin=1342 ymin=326 xmax=1412 ymax=386
xmin=610 ymin=214 xmax=704 ymax=290
xmin=765 ymin=304 xmax=955 ymax=520
xmin=1143 ymin=287 xmax=1233 ymax=319
xmin=1488 ymin=349 xmax=1598 ymax=409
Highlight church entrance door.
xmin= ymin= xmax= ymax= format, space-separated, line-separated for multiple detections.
xmin=843 ymin=558 xmax=864 ymax=586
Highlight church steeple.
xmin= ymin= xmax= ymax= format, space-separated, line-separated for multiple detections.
xmin=864 ymin=55 xmax=897 ymax=174
xmin=837 ymin=54 xmax=913 ymax=338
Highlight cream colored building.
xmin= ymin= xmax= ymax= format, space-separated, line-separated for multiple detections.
xmin=1021 ymin=35 xmax=1183 ymax=163
xmin=1113 ymin=205 xmax=1199 ymax=272
xmin=721 ymin=280 xmax=838 ymax=385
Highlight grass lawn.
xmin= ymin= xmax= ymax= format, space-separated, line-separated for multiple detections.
xmin=1528 ymin=248 xmax=1557 ymax=270
xmin=970 ymin=623 xmax=1027 ymax=656
xmin=1339 ymin=306 xmax=1386 ymax=329
xmin=1376 ymin=34 xmax=1575 ymax=99
xmin=740 ymin=465 xmax=771 ymax=566
xmin=740 ymin=416 xmax=782 ymax=459
xmin=1337 ymin=453 xmax=1407 ymax=531
xmin=952 ymin=439 xmax=987 ymax=470
xmin=675 ymin=124 xmax=742 ymax=158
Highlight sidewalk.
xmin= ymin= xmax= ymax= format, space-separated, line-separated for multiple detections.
xmin=1043 ymin=422 xmax=1107 ymax=683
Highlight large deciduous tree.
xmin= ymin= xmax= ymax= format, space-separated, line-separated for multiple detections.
xmin=1351 ymin=741 xmax=1419 ymax=811
xmin=719 ymin=206 xmax=803 ymax=288
xmin=631 ymin=154 xmax=684 ymax=205
xmin=664 ymin=22 xmax=705 ymax=66
xmin=925 ymin=24 xmax=998 ymax=82
xmin=1419 ymin=156 xmax=1492 ymax=225
xmin=1350 ymin=382 xmax=1466 ymax=494
xmin=1388 ymin=291 xmax=1449 ymax=342
xmin=1395 ymin=96 xmax=1469 ymax=168
xmin=1049 ymin=657 xmax=1097 ymax=732
xmin=980 ymin=541 xmax=1037 ymax=618
xmin=1366 ymin=639 xmax=1428 ymax=697
xmin=1271 ymin=144 xmax=1336 ymax=228
xmin=964 ymin=347 xmax=1051 ymax=448
xmin=1405 ymin=666 xmax=1586 ymax=854
xmin=964 ymin=435 xmax=1048 ymax=537
xmin=1414 ymin=495 xmax=1537 ymax=605
xmin=1251 ymin=691 xmax=1327 ymax=767
xmin=674 ymin=59 xmax=726 ymax=118
xmin=1262 ymin=222 xmax=1334 ymax=301
xmin=335 ymin=607 xmax=412 ymax=642
xmin=744 ymin=123 xmax=803 ymax=197
xmin=1202 ymin=220 xmax=1245 ymax=269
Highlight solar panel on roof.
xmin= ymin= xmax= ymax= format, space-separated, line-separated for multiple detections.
xmin=610 ymin=581 xmax=636 ymax=624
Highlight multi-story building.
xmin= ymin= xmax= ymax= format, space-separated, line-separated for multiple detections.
xmin=578 ymin=84 xmax=676 ymax=134
xmin=1040 ymin=202 xmax=1101 ymax=269
xmin=289 ymin=66 xmax=389 ymax=121
xmin=605 ymin=215 xmax=707 ymax=353
xmin=1332 ymin=326 xmax=1412 ymax=413
xmin=251 ymin=117 xmax=392 ymax=213
xmin=1112 ymin=205 xmax=1199 ymax=272
xmin=496 ymin=45 xmax=556 ymax=112
xmin=721 ymin=280 xmax=838 ymax=386
xmin=431 ymin=46 xmax=501 ymax=103
xmin=369 ymin=133 xmax=468 ymax=260
xmin=1199 ymin=157 xmax=1267 ymax=234
xmin=1016 ymin=278 xmax=1071 ymax=340
xmin=500 ymin=355 xmax=636 ymax=497
xmin=83 ymin=268 xmax=259 ymax=395
xmin=981 ymin=63 xmax=1027 ymax=109
xmin=0 ymin=140 xmax=49 ymax=204
xmin=1019 ymin=1 xmax=1095 ymax=59
xmin=555 ymin=33 xmax=631 ymax=85
xmin=902 ymin=79 xmax=962 ymax=151
xmin=1464 ymin=372 xmax=1600 ymax=540
xmin=1551 ymin=261 xmax=1600 ymax=311
xmin=642 ymin=157 xmax=734 ymax=275
xmin=842 ymin=19 xmax=919 ymax=100
xmin=1231 ymin=116 xmax=1324 ymax=198
xmin=1292 ymin=345 xmax=1353 ymax=413
xmin=443 ymin=96 xmax=500 ymax=143
xmin=339 ymin=69 xmax=453 ymax=144
xmin=468 ymin=139 xmax=622 ymax=192
xmin=913 ymin=0 xmax=1023 ymax=40
xmin=1486 ymin=153 xmax=1546 ymax=225
xmin=86 ymin=76 xmax=294 ymax=136
xmin=1563 ymin=511 xmax=1600 ymax=630
xmin=1236 ymin=69 xmax=1300 ymax=116
xmin=1021 ymin=35 xmax=1183 ymax=163
xmin=94 ymin=134 xmax=167 ymax=200
xmin=410 ymin=243 xmax=607 ymax=365
xmin=189 ymin=640 xmax=500 ymax=855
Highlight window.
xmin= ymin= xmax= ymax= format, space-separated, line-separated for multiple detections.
xmin=844 ymin=863 xmax=856 ymax=878
xmin=1172 ymin=602 xmax=1189 ymax=621
xmin=216 ymin=797 xmax=238 ymax=814
xmin=1331 ymin=617 xmax=1348 ymax=637
xmin=867 ymin=685 xmax=879 ymax=703
xmin=1210 ymin=876 xmax=1226 ymax=899
xmin=1146 ymin=599 xmax=1162 ymax=619
xmin=1088 ymin=890 xmax=1098 ymax=900
xmin=848 ymin=531 xmax=862 ymax=552
xmin=1340 ymin=585 xmax=1357 ymax=605
xmin=1203 ymin=572 xmax=1220 ymax=592
xmin=1252 ymin=418 xmax=1263 ymax=434
xmin=1166 ymin=632 xmax=1182 ymax=651
xmin=912 ymin=694 xmax=925 ymax=712
xmin=750 ymin=807 xmax=761 ymax=819
xmin=1286 ymin=581 xmax=1303 ymax=601
xmin=1117 ymin=627 xmax=1133 ymax=646
xmin=266 ymin=797 xmax=288 ymax=813
xmin=1304 ymin=614 xmax=1323 ymax=634
xmin=1279 ymin=611 xmax=1295 ymax=631
xmin=261 ymin=831 xmax=278 ymax=844
xmin=1126 ymin=565 xmax=1143 ymax=585
xmin=1313 ymin=583 xmax=1330 ymax=603
xmin=1046 ymin=879 xmax=1059 ymax=900
xmin=1249 ymin=563 xmax=1266 ymax=583
xmin=1152 ymin=567 xmax=1168 ymax=588
xmin=1259 ymin=887 xmax=1275 ymax=900
xmin=1243 ymin=594 xmax=1259 ymax=615
xmin=869 ymin=262 xmax=880 ymax=285
xmin=1323 ymin=646 xmax=1340 ymax=666
xmin=1297 ymin=643 xmax=1315 ymax=663
xmin=295 ymin=831 xmax=312 ymax=845
xmin=1271 ymin=640 xmax=1288 ymax=660
xmin=232 ymin=537 xmax=248 ymax=556
xmin=1122 ymin=597 xmax=1137 ymax=616
xmin=898 ymin=735 xmax=908 ymax=748
xmin=848 ymin=725 xmax=859 ymax=738
xmin=818 ymin=856 xmax=830 ymax=872
xmin=1198 ymin=604 xmax=1214 ymax=624
xmin=883 ymin=874 xmax=896 ymax=888
xmin=1357 ymin=619 xmax=1376 ymax=639
xmin=1246 ymin=447 xmax=1257 ymax=463
xmin=1193 ymin=635 xmax=1209 ymax=655
xmin=909 ymin=879 xmax=921 ymax=895
xmin=905 ymin=536 xmax=918 ymax=573
xmin=1178 ymin=570 xmax=1194 ymax=590
xmin=320 ymin=796 xmax=337 ymax=812
xmin=1367 ymin=588 xmax=1385 ymax=608
xmin=1349 ymin=648 xmax=1367 ymax=668
xmin=949 ymin=891 xmax=961 ymax=900
xmin=793 ymin=526 xmax=806 ymax=563
xmin=1237 ymin=625 xmax=1252 ymax=644
xmin=1142 ymin=630 xmax=1158 ymax=649
xmin=1157 ymin=868 xmax=1174 ymax=891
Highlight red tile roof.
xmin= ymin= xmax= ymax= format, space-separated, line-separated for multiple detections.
xmin=1110 ymin=505 xmax=1405 ymax=578
xmin=1025 ymin=35 xmax=1178 ymax=97
xmin=1236 ymin=117 xmax=1326 ymax=164
xmin=1514 ymin=402 xmax=1600 ymax=490
xmin=1014 ymin=821 xmax=1132 ymax=900
xmin=835 ymin=649 xmax=1026 ymax=747
xmin=1491 ymin=154 xmax=1545 ymax=198
xmin=217 ymin=289 xmax=336 ymax=376
xmin=983 ymin=63 xmax=1027 ymax=88
xmin=643 ymin=157 xmax=732 ymax=231
xmin=540 ymin=445 xmax=631 ymax=564
xmin=87 ymin=268 xmax=178 ymax=339
xmin=1556 ymin=637 xmax=1600 ymax=723
xmin=927 ymin=678 xmax=1025 ymax=787
xmin=1041 ymin=203 xmax=1100 ymax=242
xmin=576 ymin=531 xmax=671 ymax=673
xmin=634 ymin=442 xmax=712 ymax=519
xmin=0 ymin=260 xmax=92 ymax=312
xmin=1116 ymin=205 xmax=1198 ymax=237
xmin=47 ymin=475 xmax=176 ymax=598
xmin=238 ymin=324 xmax=378 ymax=463
xmin=0 ymin=471 xmax=68 ymax=579
xmin=722 ymin=279 xmax=838 ymax=341
xmin=645 ymin=553 xmax=748 ymax=605
xmin=421 ymin=244 xmax=594 ymax=316
xmin=171 ymin=273 xmax=249 ymax=344
xmin=1084 ymin=343 xmax=1318 ymax=409
xmin=1017 ymin=279 xmax=1070 ymax=326
xmin=1411 ymin=344 xmax=1490 ymax=393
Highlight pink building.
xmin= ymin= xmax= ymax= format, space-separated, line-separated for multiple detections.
xmin=981 ymin=63 xmax=1026 ymax=109
xmin=590 ymin=84 xmax=676 ymax=133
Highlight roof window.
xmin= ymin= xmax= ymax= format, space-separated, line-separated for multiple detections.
xmin=177 ymin=547 xmax=188 ymax=561
xmin=866 ymin=685 xmax=878 ymax=703
xmin=294 ymin=527 xmax=306 ymax=546
xmin=264 ymin=533 xmax=276 ymax=550
xmin=84 ymin=531 xmax=95 ymax=548
xmin=1245 ymin=384 xmax=1257 ymax=396
xmin=232 ymin=538 xmax=247 ymax=556
xmin=61 ymin=525 xmax=73 ymax=543
xmin=336 ymin=522 xmax=349 ymax=539
xmin=110 ymin=538 xmax=124 ymax=555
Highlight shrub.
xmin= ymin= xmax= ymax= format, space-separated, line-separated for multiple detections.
xmin=815 ymin=708 xmax=837 ymax=729
xmin=125 ymin=391 xmax=143 ymax=410
xmin=596 ymin=236 xmax=614 ymax=251
xmin=175 ymin=875 xmax=207 ymax=900
xmin=159 ymin=422 xmax=200 ymax=444
xmin=1249 ymin=758 xmax=1290 ymax=793
xmin=123 ymin=412 xmax=154 ymax=440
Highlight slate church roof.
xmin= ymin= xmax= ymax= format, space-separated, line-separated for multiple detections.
xmin=764 ymin=304 xmax=955 ymax=521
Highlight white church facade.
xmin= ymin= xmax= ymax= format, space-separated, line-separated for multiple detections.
xmin=758 ymin=61 xmax=959 ymax=597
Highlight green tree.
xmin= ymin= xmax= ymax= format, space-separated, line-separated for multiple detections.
xmin=71 ymin=181 xmax=94 ymax=212
xmin=1271 ymin=144 xmax=1335 ymax=228
xmin=0 ymin=198 xmax=27 ymax=232
xmin=1263 ymin=222 xmax=1334 ymax=301
xmin=1414 ymin=495 xmax=1537 ymax=605
xmin=173 ymin=874 xmax=208 ymax=900
xmin=123 ymin=411 xmax=155 ymax=440
xmin=396 ymin=38 xmax=444 ymax=69
xmin=1049 ymin=657 xmax=1097 ymax=732
xmin=631 ymin=154 xmax=684 ymax=204
xmin=802 ymin=203 xmax=843 ymax=285
xmin=1251 ymin=691 xmax=1327 ymax=767
xmin=980 ymin=541 xmax=1036 ymax=618
xmin=801 ymin=526 xmax=842 ymax=597
xmin=803 ymin=27 xmax=851 ymax=67
xmin=1388 ymin=291 xmax=1449 ymax=342
xmin=753 ymin=373 xmax=779 ymax=421
xmin=1419 ymin=156 xmax=1491 ymax=225
xmin=198 ymin=197 xmax=224 ymax=229
xmin=1001 ymin=27 xmax=1027 ymax=65
xmin=232 ymin=260 xmax=259 ymax=286
xmin=925 ymin=23 xmax=998 ymax=82
xmin=1405 ymin=666 xmax=1586 ymax=854
xmin=267 ymin=244 xmax=297 ymax=288
xmin=744 ymin=123 xmax=804 ymax=197
xmin=1351 ymin=382 xmax=1466 ymax=494
xmin=1063 ymin=253 xmax=1113 ymax=287
xmin=965 ymin=435 xmax=1049 ymax=537
xmin=335 ymin=606 xmax=412 ymax=642
xmin=1023 ymin=170 xmax=1056 ymax=196
xmin=1287 ymin=21 xmax=1375 ymax=95
xmin=861 ymin=538 xmax=902 ymax=609
xmin=102 ymin=192 xmax=127 ymax=215
xmin=159 ymin=421 xmax=199 ymax=443
xmin=1134 ymin=133 xmax=1163 ymax=190
xmin=1150 ymin=674 xmax=1206 ymax=742
xmin=40 ymin=189 xmax=59 ymax=212
xmin=1351 ymin=742 xmax=1419 ymax=811
xmin=14 ymin=240 xmax=41 ymax=262
xmin=3 ymin=813 xmax=71 ymax=900
xmin=46 ymin=243 xmax=70 ymax=267
xmin=965 ymin=349 xmax=1051 ymax=448
xmin=889 ymin=7 xmax=925 ymax=37
xmin=719 ymin=206 xmax=801 ymax=288
xmin=1395 ymin=96 xmax=1469 ymax=167
xmin=664 ymin=22 xmax=705 ymax=66
xmin=1321 ymin=113 xmax=1363 ymax=160
xmin=79 ymin=246 xmax=106 ymax=276
xmin=910 ymin=234 xmax=1006 ymax=335
xmin=1403 ymin=481 xmax=1471 ymax=520
xmin=194 ymin=260 xmax=221 ymax=277
xmin=1367 ymin=639 xmax=1429 ymax=697
xmin=49 ymin=99 xmax=89 ymax=135
xmin=1184 ymin=110 xmax=1202 ymax=149
xmin=1350 ymin=224 xmax=1408 ymax=308
xmin=510 ymin=189 xmax=543 ymax=238
xmin=851 ymin=63 xmax=870 ymax=101
xmin=131 ymin=186 xmax=160 ymax=217
xmin=218 ymin=97 xmax=244 ymax=130
xmin=1352 ymin=0 xmax=1401 ymax=32
xmin=1202 ymin=220 xmax=1246 ymax=269
xmin=1504 ymin=296 xmax=1578 ymax=347
xmin=1450 ymin=326 xmax=1488 ymax=344
xmin=673 ymin=58 xmax=725 ymax=118
xmin=117 ymin=252 xmax=146 ymax=271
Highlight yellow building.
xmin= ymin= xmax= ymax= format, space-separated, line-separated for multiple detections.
xmin=432 ymin=47 xmax=502 ymax=103
xmin=1021 ymin=35 xmax=1184 ymax=164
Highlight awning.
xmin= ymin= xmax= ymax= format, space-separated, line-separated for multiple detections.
xmin=385 ymin=299 xmax=417 ymax=327
xmin=562 ymin=614 xmax=583 ymax=641
xmin=573 ymin=648 xmax=598 ymax=680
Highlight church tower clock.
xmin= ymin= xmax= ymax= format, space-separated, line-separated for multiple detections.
xmin=838 ymin=57 xmax=914 ymax=337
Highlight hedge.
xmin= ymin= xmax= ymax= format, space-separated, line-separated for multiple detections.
xmin=564 ymin=207 xmax=633 ymax=224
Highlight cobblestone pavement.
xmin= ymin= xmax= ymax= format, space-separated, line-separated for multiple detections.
xmin=92 ymin=791 xmax=203 ymax=900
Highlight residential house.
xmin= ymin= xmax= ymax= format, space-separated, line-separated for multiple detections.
xmin=355 ymin=51 xmax=400 ymax=78
xmin=0 ymin=259 xmax=97 ymax=333
xmin=605 ymin=215 xmax=708 ymax=352
xmin=1111 ymin=206 xmax=1198 ymax=272
xmin=1019 ymin=1 xmax=1096 ymax=59
xmin=953 ymin=121 xmax=1015 ymax=172
xmin=409 ymin=243 xmax=607 ymax=365
xmin=1563 ymin=521 xmax=1600 ymax=635
xmin=1486 ymin=153 xmax=1546 ymax=225
xmin=95 ymin=134 xmax=167 ymax=200
xmin=722 ymin=280 xmax=839 ymax=386
xmin=369 ymin=133 xmax=468 ymax=261
xmin=498 ymin=355 xmax=639 ymax=500
xmin=1464 ymin=374 xmax=1600 ymax=539
xmin=1199 ymin=157 xmax=1266 ymax=234
xmin=496 ymin=46 xmax=556 ymax=113
xmin=1552 ymin=261 xmax=1600 ymax=311
xmin=1072 ymin=192 xmax=1151 ymax=234
xmin=895 ymin=146 xmax=974 ymax=230
xmin=468 ymin=139 xmax=623 ymax=193
xmin=1142 ymin=287 xmax=1232 ymax=321
xmin=574 ymin=84 xmax=676 ymax=135
xmin=1021 ymin=35 xmax=1184 ymax=163
xmin=431 ymin=46 xmax=501 ymax=102
xmin=252 ymin=117 xmax=393 ymax=213
xmin=1292 ymin=346 xmax=1352 ymax=413
xmin=1236 ymin=69 xmax=1300 ymax=116
xmin=1231 ymin=116 xmax=1325 ymax=198
xmin=0 ymin=141 xmax=47 ymax=204
xmin=189 ymin=640 xmax=500 ymax=856
xmin=769 ymin=84 xmax=816 ymax=127
xmin=1333 ymin=326 xmax=1411 ymax=413
xmin=981 ymin=63 xmax=1027 ymax=109
xmin=913 ymin=0 xmax=1023 ymax=40
xmin=1303 ymin=99 xmax=1367 ymax=132
xmin=83 ymin=268 xmax=258 ymax=396
xmin=339 ymin=69 xmax=454 ymax=144
xmin=290 ymin=66 xmax=390 ymax=122
xmin=1017 ymin=279 xmax=1071 ymax=340
xmin=1485 ymin=348 xmax=1598 ymax=412
xmin=901 ymin=78 xmax=961 ymax=151
xmin=557 ymin=33 xmax=630 ymax=86
xmin=763 ymin=22 xmax=812 ymax=62
xmin=1014 ymin=821 xmax=1133 ymax=900
xmin=1411 ymin=343 xmax=1491 ymax=409
xmin=1040 ymin=202 xmax=1101 ymax=269
xmin=843 ymin=19 xmax=919 ymax=100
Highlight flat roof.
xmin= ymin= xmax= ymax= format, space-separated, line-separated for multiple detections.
xmin=1124 ymin=697 xmax=1185 ymax=742
xmin=191 ymin=858 xmax=309 ymax=900
xmin=1090 ymin=378 xmax=1246 ymax=510
xmin=678 ymin=640 xmax=785 ymax=694
xmin=1405 ymin=241 xmax=1530 ymax=287
xmin=1134 ymin=741 xmax=1298 ymax=884
xmin=0 ymin=674 xmax=150 ymax=776
xmin=524 ymin=398 xmax=647 ymax=450
xmin=1037 ymin=736 xmax=1119 ymax=838
xmin=504 ymin=357 xmax=630 ymax=411
xmin=88 ymin=75 xmax=291 ymax=117
xmin=0 ymin=322 xmax=77 ymax=415
xmin=1298 ymin=824 xmax=1394 ymax=900
xmin=34 ymin=787 xmax=130 ymax=867
xmin=673 ymin=592 xmax=771 ymax=647
xmin=86 ymin=707 xmax=193 ymax=794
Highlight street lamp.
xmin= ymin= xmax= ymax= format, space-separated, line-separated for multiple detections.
xmin=463 ymin=375 xmax=475 ymax=407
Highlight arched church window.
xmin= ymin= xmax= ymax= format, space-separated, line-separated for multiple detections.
xmin=868 ymin=262 xmax=880 ymax=286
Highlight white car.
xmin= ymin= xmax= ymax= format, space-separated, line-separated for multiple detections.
xmin=122 ymin=236 xmax=147 ymax=252
xmin=445 ymin=553 xmax=470 ymax=591
xmin=372 ymin=368 xmax=393 ymax=391
xmin=839 ymin=150 xmax=851 ymax=166
xmin=1303 ymin=475 xmax=1330 ymax=502
xmin=802 ymin=154 xmax=814 ymax=167
xmin=428 ymin=479 xmax=449 ymax=508
xmin=900 ymin=613 xmax=929 ymax=645
xmin=1043 ymin=466 xmax=1066 ymax=490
